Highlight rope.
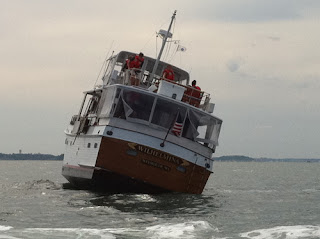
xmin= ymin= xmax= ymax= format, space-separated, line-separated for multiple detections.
xmin=162 ymin=17 xmax=176 ymax=62
xmin=140 ymin=31 xmax=157 ymax=53
xmin=93 ymin=41 xmax=114 ymax=87
xmin=167 ymin=42 xmax=178 ymax=63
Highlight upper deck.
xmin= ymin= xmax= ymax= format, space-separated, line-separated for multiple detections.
xmin=99 ymin=51 xmax=212 ymax=110
xmin=103 ymin=51 xmax=190 ymax=84
xmin=70 ymin=51 xmax=222 ymax=153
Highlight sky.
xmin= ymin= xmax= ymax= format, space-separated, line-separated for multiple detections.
xmin=1 ymin=0 xmax=320 ymax=158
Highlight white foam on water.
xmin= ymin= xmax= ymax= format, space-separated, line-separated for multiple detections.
xmin=0 ymin=224 xmax=219 ymax=239
xmin=80 ymin=206 xmax=101 ymax=210
xmin=25 ymin=227 xmax=148 ymax=238
xmin=0 ymin=226 xmax=12 ymax=232
xmin=239 ymin=225 xmax=320 ymax=239
xmin=78 ymin=205 xmax=120 ymax=215
xmin=146 ymin=220 xmax=214 ymax=239
xmin=0 ymin=236 xmax=22 ymax=239
xmin=133 ymin=194 xmax=157 ymax=202
xmin=0 ymin=227 xmax=22 ymax=239
xmin=25 ymin=228 xmax=117 ymax=239
xmin=211 ymin=237 xmax=231 ymax=239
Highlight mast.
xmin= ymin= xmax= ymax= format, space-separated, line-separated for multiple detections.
xmin=149 ymin=10 xmax=177 ymax=83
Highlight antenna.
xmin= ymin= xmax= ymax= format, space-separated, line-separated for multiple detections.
xmin=149 ymin=10 xmax=177 ymax=84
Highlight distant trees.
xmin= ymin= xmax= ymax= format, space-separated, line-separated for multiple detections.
xmin=215 ymin=155 xmax=255 ymax=162
xmin=0 ymin=153 xmax=63 ymax=160
xmin=214 ymin=155 xmax=320 ymax=162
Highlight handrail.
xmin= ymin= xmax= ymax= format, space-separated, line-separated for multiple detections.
xmin=117 ymin=70 xmax=211 ymax=109
xmin=158 ymin=78 xmax=210 ymax=108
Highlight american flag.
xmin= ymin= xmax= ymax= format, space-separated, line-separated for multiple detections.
xmin=171 ymin=111 xmax=183 ymax=136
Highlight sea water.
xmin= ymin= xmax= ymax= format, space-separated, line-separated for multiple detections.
xmin=0 ymin=160 xmax=319 ymax=239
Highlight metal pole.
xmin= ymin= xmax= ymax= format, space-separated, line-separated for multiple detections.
xmin=149 ymin=10 xmax=177 ymax=84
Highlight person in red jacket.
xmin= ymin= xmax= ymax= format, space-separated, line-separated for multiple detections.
xmin=122 ymin=53 xmax=144 ymax=86
xmin=162 ymin=65 xmax=175 ymax=81
xmin=190 ymin=80 xmax=202 ymax=107
xmin=122 ymin=55 xmax=135 ymax=70
xmin=134 ymin=52 xmax=144 ymax=69
xmin=122 ymin=55 xmax=135 ymax=85
xmin=130 ymin=52 xmax=144 ymax=86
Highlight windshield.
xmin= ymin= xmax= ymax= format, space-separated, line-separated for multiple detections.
xmin=99 ymin=86 xmax=221 ymax=149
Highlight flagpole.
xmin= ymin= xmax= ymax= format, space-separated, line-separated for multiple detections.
xmin=160 ymin=109 xmax=180 ymax=147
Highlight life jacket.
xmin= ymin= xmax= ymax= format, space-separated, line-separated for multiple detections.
xmin=192 ymin=86 xmax=201 ymax=98
xmin=163 ymin=68 xmax=175 ymax=81
xmin=133 ymin=55 xmax=144 ymax=68
xmin=189 ymin=85 xmax=202 ymax=107
xmin=126 ymin=59 xmax=136 ymax=69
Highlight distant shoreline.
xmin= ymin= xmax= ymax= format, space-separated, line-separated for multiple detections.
xmin=0 ymin=153 xmax=319 ymax=162
xmin=214 ymin=155 xmax=320 ymax=163
xmin=0 ymin=153 xmax=63 ymax=161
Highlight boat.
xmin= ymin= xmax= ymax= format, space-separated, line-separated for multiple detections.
xmin=62 ymin=11 xmax=222 ymax=194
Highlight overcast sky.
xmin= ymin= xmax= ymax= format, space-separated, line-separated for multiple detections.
xmin=1 ymin=0 xmax=320 ymax=158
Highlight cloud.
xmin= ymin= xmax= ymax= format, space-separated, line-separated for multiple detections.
xmin=267 ymin=36 xmax=281 ymax=41
xmin=291 ymin=75 xmax=320 ymax=89
xmin=184 ymin=0 xmax=320 ymax=23
xmin=255 ymin=125 xmax=273 ymax=129
xmin=226 ymin=58 xmax=245 ymax=72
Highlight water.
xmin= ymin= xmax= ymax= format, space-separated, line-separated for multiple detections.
xmin=0 ymin=160 xmax=319 ymax=239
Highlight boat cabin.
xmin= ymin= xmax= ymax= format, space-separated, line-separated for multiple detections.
xmin=70 ymin=51 xmax=222 ymax=152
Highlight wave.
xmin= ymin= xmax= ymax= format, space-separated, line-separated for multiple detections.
xmin=0 ymin=226 xmax=20 ymax=239
xmin=23 ymin=179 xmax=61 ymax=190
xmin=6 ymin=223 xmax=319 ymax=239
xmin=146 ymin=221 xmax=215 ymax=238
xmin=4 ymin=180 xmax=62 ymax=192
xmin=0 ymin=226 xmax=12 ymax=231
xmin=0 ymin=236 xmax=22 ymax=239
xmin=0 ymin=221 xmax=215 ymax=239
xmin=239 ymin=225 xmax=320 ymax=239
xmin=218 ymin=189 xmax=277 ymax=194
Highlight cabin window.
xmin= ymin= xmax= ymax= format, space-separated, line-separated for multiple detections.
xmin=108 ymin=87 xmax=221 ymax=149
xmin=151 ymin=98 xmax=187 ymax=129
xmin=114 ymin=89 xmax=155 ymax=122
xmin=113 ymin=94 xmax=126 ymax=119
xmin=183 ymin=109 xmax=222 ymax=149
xmin=109 ymin=63 xmax=124 ymax=84
xmin=87 ymin=95 xmax=100 ymax=114
xmin=87 ymin=143 xmax=91 ymax=148
xmin=122 ymin=90 xmax=154 ymax=121
xmin=94 ymin=143 xmax=98 ymax=148
xmin=99 ymin=87 xmax=117 ymax=117
xmin=182 ymin=117 xmax=197 ymax=140
xmin=102 ymin=57 xmax=117 ymax=85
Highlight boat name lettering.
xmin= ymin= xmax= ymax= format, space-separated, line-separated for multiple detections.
xmin=137 ymin=145 xmax=181 ymax=165
xmin=141 ymin=159 xmax=171 ymax=172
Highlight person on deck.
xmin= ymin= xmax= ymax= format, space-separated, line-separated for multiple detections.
xmin=122 ymin=55 xmax=135 ymax=85
xmin=130 ymin=52 xmax=144 ymax=86
xmin=190 ymin=80 xmax=202 ymax=107
xmin=162 ymin=65 xmax=175 ymax=81
xmin=134 ymin=52 xmax=144 ymax=69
